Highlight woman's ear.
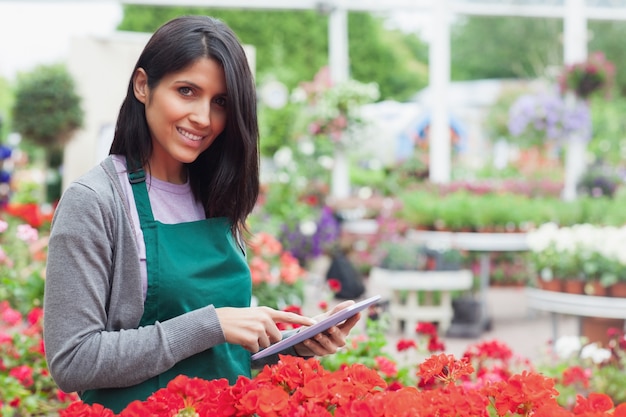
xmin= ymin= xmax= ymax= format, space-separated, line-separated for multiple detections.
xmin=133 ymin=68 xmax=148 ymax=103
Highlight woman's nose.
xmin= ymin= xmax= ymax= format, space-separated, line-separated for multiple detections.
xmin=189 ymin=100 xmax=211 ymax=126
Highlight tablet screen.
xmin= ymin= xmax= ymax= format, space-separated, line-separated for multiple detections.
xmin=251 ymin=294 xmax=381 ymax=360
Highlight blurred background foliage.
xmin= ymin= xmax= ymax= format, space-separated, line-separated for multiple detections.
xmin=111 ymin=5 xmax=626 ymax=174
xmin=116 ymin=6 xmax=626 ymax=95
xmin=118 ymin=5 xmax=429 ymax=101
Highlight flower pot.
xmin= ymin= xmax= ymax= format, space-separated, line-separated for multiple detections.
xmin=537 ymin=278 xmax=562 ymax=292
xmin=451 ymin=296 xmax=482 ymax=324
xmin=608 ymin=282 xmax=626 ymax=298
xmin=584 ymin=280 xmax=607 ymax=297
xmin=581 ymin=316 xmax=625 ymax=347
xmin=562 ymin=279 xmax=585 ymax=295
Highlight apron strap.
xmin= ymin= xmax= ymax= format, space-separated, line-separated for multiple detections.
xmin=126 ymin=162 xmax=155 ymax=224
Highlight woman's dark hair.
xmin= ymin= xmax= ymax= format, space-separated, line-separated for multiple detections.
xmin=110 ymin=15 xmax=259 ymax=236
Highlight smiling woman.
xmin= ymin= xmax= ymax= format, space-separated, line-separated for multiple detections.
xmin=42 ymin=15 xmax=361 ymax=414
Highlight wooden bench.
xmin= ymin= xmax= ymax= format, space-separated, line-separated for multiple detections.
xmin=369 ymin=267 xmax=474 ymax=336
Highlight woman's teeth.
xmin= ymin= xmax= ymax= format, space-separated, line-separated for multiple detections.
xmin=178 ymin=128 xmax=203 ymax=141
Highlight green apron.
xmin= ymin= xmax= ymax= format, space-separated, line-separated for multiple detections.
xmin=82 ymin=167 xmax=251 ymax=413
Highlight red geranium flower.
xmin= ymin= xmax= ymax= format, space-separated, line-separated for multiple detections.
xmin=9 ymin=365 xmax=34 ymax=387
xmin=396 ymin=338 xmax=417 ymax=352
xmin=573 ymin=392 xmax=614 ymax=414
xmin=60 ymin=402 xmax=115 ymax=417
xmin=327 ymin=278 xmax=342 ymax=293
xmin=562 ymin=365 xmax=590 ymax=389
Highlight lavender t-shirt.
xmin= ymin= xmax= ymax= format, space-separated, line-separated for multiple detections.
xmin=111 ymin=155 xmax=205 ymax=300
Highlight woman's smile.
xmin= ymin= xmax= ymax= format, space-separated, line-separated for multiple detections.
xmin=177 ymin=127 xmax=205 ymax=142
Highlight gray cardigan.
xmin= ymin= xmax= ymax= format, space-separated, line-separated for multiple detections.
xmin=43 ymin=156 xmax=295 ymax=394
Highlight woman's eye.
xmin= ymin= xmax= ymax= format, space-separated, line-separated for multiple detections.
xmin=178 ymin=87 xmax=193 ymax=96
xmin=214 ymin=96 xmax=227 ymax=107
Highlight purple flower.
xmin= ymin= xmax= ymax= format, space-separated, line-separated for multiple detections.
xmin=279 ymin=206 xmax=340 ymax=265
xmin=508 ymin=92 xmax=591 ymax=146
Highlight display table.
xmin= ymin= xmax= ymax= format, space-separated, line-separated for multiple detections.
xmin=406 ymin=230 xmax=529 ymax=252
xmin=406 ymin=230 xmax=528 ymax=336
xmin=369 ymin=267 xmax=473 ymax=336
xmin=525 ymin=287 xmax=626 ymax=342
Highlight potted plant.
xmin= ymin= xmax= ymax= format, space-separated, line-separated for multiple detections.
xmin=526 ymin=222 xmax=626 ymax=297
xmin=558 ymin=51 xmax=615 ymax=100
xmin=377 ymin=239 xmax=428 ymax=271
xmin=526 ymin=222 xmax=582 ymax=292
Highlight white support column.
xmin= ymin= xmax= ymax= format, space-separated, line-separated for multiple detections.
xmin=562 ymin=0 xmax=588 ymax=201
xmin=328 ymin=5 xmax=349 ymax=83
xmin=428 ymin=0 xmax=451 ymax=184
xmin=328 ymin=4 xmax=351 ymax=198
xmin=564 ymin=0 xmax=587 ymax=64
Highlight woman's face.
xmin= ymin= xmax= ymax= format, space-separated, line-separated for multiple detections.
xmin=133 ymin=57 xmax=227 ymax=183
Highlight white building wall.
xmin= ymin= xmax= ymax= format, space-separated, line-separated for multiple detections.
xmin=64 ymin=32 xmax=150 ymax=190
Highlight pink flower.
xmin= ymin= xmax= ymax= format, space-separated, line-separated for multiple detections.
xmin=248 ymin=256 xmax=271 ymax=285
xmin=375 ymin=356 xmax=398 ymax=377
xmin=16 ymin=224 xmax=38 ymax=243
xmin=1 ymin=302 xmax=22 ymax=326
xmin=0 ymin=331 xmax=12 ymax=345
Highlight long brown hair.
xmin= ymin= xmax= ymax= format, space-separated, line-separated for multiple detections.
xmin=109 ymin=15 xmax=259 ymax=236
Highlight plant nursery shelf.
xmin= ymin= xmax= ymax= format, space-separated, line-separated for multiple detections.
xmin=406 ymin=230 xmax=528 ymax=252
xmin=525 ymin=287 xmax=626 ymax=319
xmin=369 ymin=267 xmax=473 ymax=337
xmin=406 ymin=230 xmax=529 ymax=337
xmin=525 ymin=287 xmax=626 ymax=344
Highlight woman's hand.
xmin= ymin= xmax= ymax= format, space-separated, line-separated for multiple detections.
xmin=216 ymin=307 xmax=315 ymax=353
xmin=293 ymin=300 xmax=361 ymax=357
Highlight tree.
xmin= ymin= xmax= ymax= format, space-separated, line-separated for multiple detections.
xmin=450 ymin=16 xmax=563 ymax=81
xmin=12 ymin=64 xmax=84 ymax=202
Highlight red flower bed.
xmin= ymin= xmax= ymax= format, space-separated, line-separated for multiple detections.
xmin=59 ymin=354 xmax=626 ymax=417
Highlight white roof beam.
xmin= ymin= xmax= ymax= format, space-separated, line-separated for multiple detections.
xmin=121 ymin=0 xmax=626 ymax=22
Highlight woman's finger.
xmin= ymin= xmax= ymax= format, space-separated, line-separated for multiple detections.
xmin=268 ymin=309 xmax=317 ymax=327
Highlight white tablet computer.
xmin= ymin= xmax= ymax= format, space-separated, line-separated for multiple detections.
xmin=251 ymin=294 xmax=381 ymax=360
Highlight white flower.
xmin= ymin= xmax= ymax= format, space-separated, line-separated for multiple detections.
xmin=277 ymin=172 xmax=291 ymax=183
xmin=528 ymin=222 xmax=626 ymax=274
xmin=526 ymin=222 xmax=559 ymax=253
xmin=317 ymin=156 xmax=334 ymax=170
xmin=299 ymin=221 xmax=317 ymax=236
xmin=580 ymin=342 xmax=612 ymax=364
xmin=290 ymin=87 xmax=307 ymax=103
xmin=298 ymin=140 xmax=315 ymax=156
xmin=273 ymin=147 xmax=293 ymax=167
xmin=553 ymin=335 xmax=582 ymax=359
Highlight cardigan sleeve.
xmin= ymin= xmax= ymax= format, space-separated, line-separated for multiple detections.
xmin=43 ymin=173 xmax=226 ymax=393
